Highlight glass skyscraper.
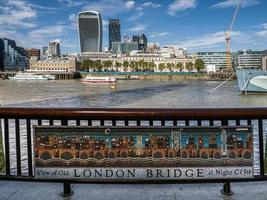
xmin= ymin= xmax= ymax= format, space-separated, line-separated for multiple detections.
xmin=78 ymin=11 xmax=103 ymax=53
xmin=108 ymin=19 xmax=121 ymax=51
xmin=0 ymin=38 xmax=26 ymax=71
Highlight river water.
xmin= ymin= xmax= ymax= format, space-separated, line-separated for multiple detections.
xmin=0 ymin=79 xmax=266 ymax=176
xmin=1 ymin=79 xmax=267 ymax=107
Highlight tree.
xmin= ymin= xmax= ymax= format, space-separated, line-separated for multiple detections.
xmin=123 ymin=61 xmax=129 ymax=72
xmin=176 ymin=62 xmax=183 ymax=72
xmin=166 ymin=63 xmax=172 ymax=72
xmin=195 ymin=59 xmax=205 ymax=72
xmin=81 ymin=59 xmax=93 ymax=71
xmin=115 ymin=61 xmax=122 ymax=71
xmin=102 ymin=60 xmax=113 ymax=71
xmin=148 ymin=61 xmax=156 ymax=72
xmin=94 ymin=60 xmax=102 ymax=71
xmin=158 ymin=63 xmax=165 ymax=72
xmin=185 ymin=62 xmax=194 ymax=72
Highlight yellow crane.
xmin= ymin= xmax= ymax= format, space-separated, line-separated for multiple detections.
xmin=225 ymin=1 xmax=240 ymax=70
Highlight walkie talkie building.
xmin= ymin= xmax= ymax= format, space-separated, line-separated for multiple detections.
xmin=78 ymin=11 xmax=103 ymax=53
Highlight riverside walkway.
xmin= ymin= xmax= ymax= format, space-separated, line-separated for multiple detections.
xmin=0 ymin=181 xmax=267 ymax=200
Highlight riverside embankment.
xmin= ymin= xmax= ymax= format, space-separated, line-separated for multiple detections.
xmin=79 ymin=71 xmax=235 ymax=81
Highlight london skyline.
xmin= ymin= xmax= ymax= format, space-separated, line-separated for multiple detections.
xmin=0 ymin=0 xmax=267 ymax=53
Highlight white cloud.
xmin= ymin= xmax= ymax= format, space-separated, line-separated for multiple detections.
xmin=83 ymin=0 xmax=135 ymax=16
xmin=57 ymin=0 xmax=85 ymax=7
xmin=255 ymin=23 xmax=267 ymax=37
xmin=167 ymin=0 xmax=197 ymax=16
xmin=0 ymin=0 xmax=37 ymax=28
xmin=211 ymin=0 xmax=259 ymax=8
xmin=141 ymin=2 xmax=161 ymax=8
xmin=125 ymin=1 xmax=135 ymax=10
xmin=150 ymin=32 xmax=169 ymax=38
xmin=127 ymin=24 xmax=146 ymax=32
xmin=127 ymin=11 xmax=144 ymax=21
xmin=176 ymin=31 xmax=241 ymax=49
xmin=28 ymin=25 xmax=65 ymax=39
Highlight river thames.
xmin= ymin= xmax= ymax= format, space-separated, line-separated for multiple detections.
xmin=1 ymin=79 xmax=267 ymax=108
xmin=1 ymin=79 xmax=267 ymax=199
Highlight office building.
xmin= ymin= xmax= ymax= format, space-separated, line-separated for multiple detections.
xmin=25 ymin=48 xmax=40 ymax=59
xmin=0 ymin=38 xmax=27 ymax=71
xmin=48 ymin=41 xmax=60 ymax=57
xmin=132 ymin=33 xmax=148 ymax=52
xmin=78 ymin=11 xmax=103 ymax=53
xmin=237 ymin=50 xmax=263 ymax=68
xmin=197 ymin=52 xmax=230 ymax=70
xmin=108 ymin=19 xmax=121 ymax=51
xmin=42 ymin=46 xmax=48 ymax=57
xmin=262 ymin=50 xmax=267 ymax=70
xmin=111 ymin=41 xmax=139 ymax=55
xmin=0 ymin=39 xmax=4 ymax=71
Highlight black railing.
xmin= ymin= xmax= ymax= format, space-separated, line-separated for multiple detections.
xmin=0 ymin=107 xmax=266 ymax=196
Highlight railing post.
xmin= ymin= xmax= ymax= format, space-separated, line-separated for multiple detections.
xmin=221 ymin=181 xmax=233 ymax=196
xmin=61 ymin=182 xmax=73 ymax=197
xmin=220 ymin=120 xmax=233 ymax=196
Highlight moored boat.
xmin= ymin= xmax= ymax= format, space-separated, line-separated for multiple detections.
xmin=81 ymin=75 xmax=117 ymax=83
xmin=236 ymin=68 xmax=267 ymax=93
xmin=9 ymin=72 xmax=55 ymax=80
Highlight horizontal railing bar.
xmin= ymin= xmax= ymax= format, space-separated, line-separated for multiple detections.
xmin=0 ymin=108 xmax=267 ymax=120
xmin=1 ymin=175 xmax=267 ymax=184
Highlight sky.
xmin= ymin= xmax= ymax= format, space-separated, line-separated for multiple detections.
xmin=0 ymin=0 xmax=267 ymax=54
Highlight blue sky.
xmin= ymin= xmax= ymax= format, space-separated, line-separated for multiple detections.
xmin=0 ymin=0 xmax=267 ymax=53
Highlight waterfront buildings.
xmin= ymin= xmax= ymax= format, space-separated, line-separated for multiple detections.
xmin=29 ymin=57 xmax=78 ymax=72
xmin=42 ymin=46 xmax=48 ymax=57
xmin=0 ymin=39 xmax=4 ymax=71
xmin=132 ymin=33 xmax=148 ymax=52
xmin=78 ymin=11 xmax=103 ymax=53
xmin=0 ymin=38 xmax=27 ymax=71
xmin=78 ymin=51 xmax=195 ymax=72
xmin=236 ymin=50 xmax=263 ymax=68
xmin=262 ymin=50 xmax=267 ymax=70
xmin=111 ymin=41 xmax=139 ymax=55
xmin=196 ymin=52 xmax=229 ymax=71
xmin=108 ymin=19 xmax=121 ymax=51
xmin=48 ymin=41 xmax=60 ymax=57
xmin=25 ymin=48 xmax=40 ymax=59
xmin=79 ymin=52 xmax=111 ymax=62
xmin=147 ymin=43 xmax=160 ymax=54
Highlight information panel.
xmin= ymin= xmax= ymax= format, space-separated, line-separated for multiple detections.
xmin=34 ymin=126 xmax=253 ymax=180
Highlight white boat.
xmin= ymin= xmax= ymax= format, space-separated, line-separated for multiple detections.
xmin=81 ymin=75 xmax=117 ymax=83
xmin=9 ymin=72 xmax=55 ymax=80
xmin=236 ymin=68 xmax=267 ymax=93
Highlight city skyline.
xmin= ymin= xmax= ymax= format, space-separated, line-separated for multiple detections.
xmin=0 ymin=0 xmax=267 ymax=53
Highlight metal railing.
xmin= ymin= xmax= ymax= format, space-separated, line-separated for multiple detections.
xmin=0 ymin=107 xmax=266 ymax=196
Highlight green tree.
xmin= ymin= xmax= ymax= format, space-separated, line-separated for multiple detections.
xmin=115 ymin=61 xmax=122 ymax=71
xmin=175 ymin=62 xmax=183 ymax=72
xmin=195 ymin=59 xmax=205 ymax=72
xmin=81 ymin=59 xmax=94 ymax=71
xmin=148 ymin=61 xmax=156 ymax=72
xmin=166 ymin=63 xmax=172 ymax=72
xmin=94 ymin=60 xmax=102 ymax=72
xmin=158 ymin=63 xmax=165 ymax=72
xmin=123 ymin=61 xmax=129 ymax=72
xmin=185 ymin=62 xmax=194 ymax=72
xmin=102 ymin=60 xmax=113 ymax=71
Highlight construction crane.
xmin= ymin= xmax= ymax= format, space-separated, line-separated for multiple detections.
xmin=225 ymin=1 xmax=240 ymax=70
